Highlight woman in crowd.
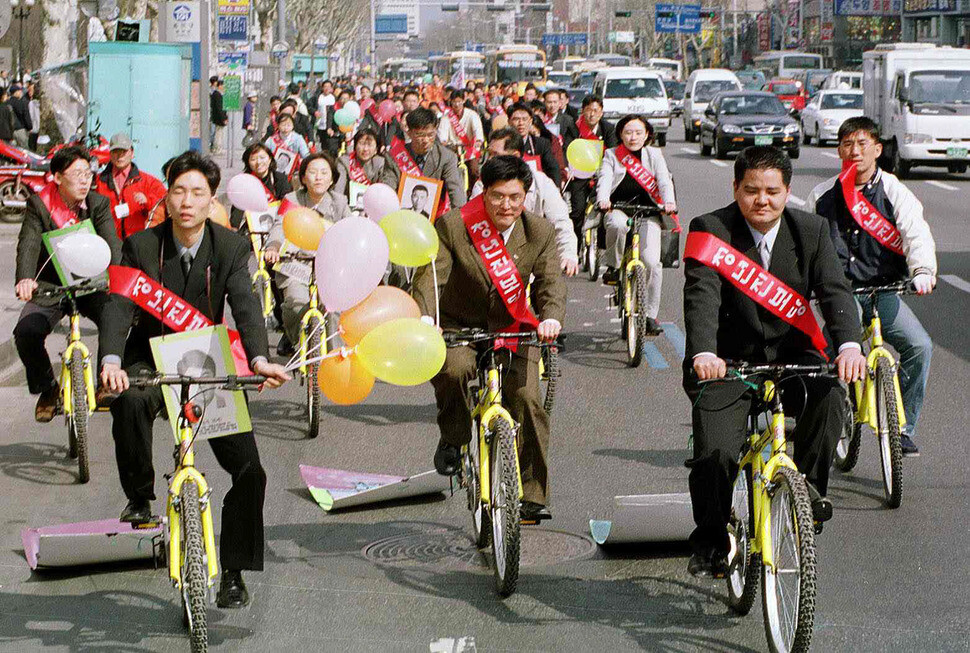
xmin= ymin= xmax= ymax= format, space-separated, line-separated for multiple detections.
xmin=230 ymin=142 xmax=293 ymax=231
xmin=334 ymin=128 xmax=388 ymax=210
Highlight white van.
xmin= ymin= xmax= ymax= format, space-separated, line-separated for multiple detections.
xmin=682 ymin=69 xmax=743 ymax=142
xmin=822 ymin=70 xmax=863 ymax=90
xmin=591 ymin=67 xmax=671 ymax=146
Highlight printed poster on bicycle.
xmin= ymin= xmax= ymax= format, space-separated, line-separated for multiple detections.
xmin=149 ymin=325 xmax=253 ymax=440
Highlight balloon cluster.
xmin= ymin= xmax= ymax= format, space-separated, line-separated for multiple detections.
xmin=334 ymin=100 xmax=360 ymax=134
xmin=226 ymin=174 xmax=445 ymax=405
xmin=566 ymin=140 xmax=604 ymax=180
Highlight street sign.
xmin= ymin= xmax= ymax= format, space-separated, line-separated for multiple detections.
xmin=655 ymin=4 xmax=702 ymax=34
xmin=163 ymin=1 xmax=201 ymax=42
xmin=218 ymin=15 xmax=248 ymax=42
xmin=271 ymin=42 xmax=289 ymax=59
xmin=541 ymin=32 xmax=588 ymax=47
xmin=218 ymin=51 xmax=248 ymax=72
xmin=223 ymin=74 xmax=242 ymax=111
xmin=375 ymin=14 xmax=409 ymax=35
xmin=835 ymin=0 xmax=901 ymax=14
xmin=614 ymin=31 xmax=635 ymax=43
xmin=314 ymin=38 xmax=328 ymax=52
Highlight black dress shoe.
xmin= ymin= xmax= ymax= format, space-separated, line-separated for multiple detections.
xmin=520 ymin=501 xmax=552 ymax=523
xmin=120 ymin=500 xmax=152 ymax=525
xmin=602 ymin=267 xmax=620 ymax=285
xmin=688 ymin=551 xmax=729 ymax=578
xmin=433 ymin=442 xmax=461 ymax=476
xmin=644 ymin=317 xmax=665 ymax=336
xmin=34 ymin=384 xmax=61 ymax=423
xmin=216 ymin=570 xmax=250 ymax=608
xmin=276 ymin=334 xmax=295 ymax=358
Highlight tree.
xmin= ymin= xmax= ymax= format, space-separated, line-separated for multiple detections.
xmin=287 ymin=0 xmax=368 ymax=55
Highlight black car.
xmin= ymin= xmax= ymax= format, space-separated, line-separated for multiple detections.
xmin=662 ymin=80 xmax=685 ymax=116
xmin=698 ymin=91 xmax=800 ymax=160
xmin=564 ymin=87 xmax=590 ymax=116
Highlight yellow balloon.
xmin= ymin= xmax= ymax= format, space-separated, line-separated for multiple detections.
xmin=356 ymin=317 xmax=446 ymax=386
xmin=379 ymin=209 xmax=440 ymax=267
xmin=566 ymin=139 xmax=603 ymax=173
xmin=283 ymin=207 xmax=333 ymax=251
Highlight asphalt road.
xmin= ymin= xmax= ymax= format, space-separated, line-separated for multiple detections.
xmin=0 ymin=124 xmax=968 ymax=652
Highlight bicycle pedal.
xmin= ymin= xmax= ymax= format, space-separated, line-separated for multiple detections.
xmin=520 ymin=517 xmax=540 ymax=526
xmin=133 ymin=517 xmax=164 ymax=529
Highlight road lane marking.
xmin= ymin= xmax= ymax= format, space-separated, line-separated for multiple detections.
xmin=941 ymin=274 xmax=970 ymax=294
xmin=821 ymin=152 xmax=840 ymax=159
xmin=710 ymin=160 xmax=729 ymax=167
xmin=643 ymin=342 xmax=669 ymax=369
xmin=609 ymin=317 xmax=621 ymax=323
xmin=925 ymin=180 xmax=959 ymax=191
xmin=582 ymin=322 xmax=595 ymax=327
xmin=660 ymin=322 xmax=686 ymax=359
xmin=680 ymin=147 xmax=698 ymax=155
xmin=787 ymin=194 xmax=806 ymax=206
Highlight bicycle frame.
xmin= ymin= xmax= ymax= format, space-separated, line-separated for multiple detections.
xmin=250 ymin=233 xmax=274 ymax=319
xmin=470 ymin=355 xmax=525 ymax=505
xmin=853 ymin=306 xmax=907 ymax=430
xmin=622 ymin=214 xmax=646 ymax=317
xmin=737 ymin=380 xmax=799 ymax=572
xmin=298 ymin=282 xmax=327 ymax=376
xmin=60 ymin=308 xmax=96 ymax=416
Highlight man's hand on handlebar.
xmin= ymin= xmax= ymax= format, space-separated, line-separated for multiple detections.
xmin=537 ymin=319 xmax=561 ymax=343
xmin=598 ymin=200 xmax=611 ymax=212
xmin=15 ymin=278 xmax=37 ymax=302
xmin=912 ymin=273 xmax=935 ymax=296
xmin=263 ymin=246 xmax=280 ymax=265
xmin=562 ymin=258 xmax=578 ymax=277
xmin=100 ymin=362 xmax=130 ymax=393
xmin=252 ymin=359 xmax=291 ymax=389
xmin=693 ymin=353 xmax=727 ymax=381
xmin=835 ymin=347 xmax=867 ymax=384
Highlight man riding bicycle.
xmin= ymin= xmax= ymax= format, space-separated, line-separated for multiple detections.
xmin=412 ymin=155 xmax=566 ymax=523
xmin=683 ymin=146 xmax=866 ymax=577
xmin=806 ymin=117 xmax=936 ymax=457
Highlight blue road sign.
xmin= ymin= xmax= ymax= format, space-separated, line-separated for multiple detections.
xmin=217 ymin=14 xmax=248 ymax=42
xmin=375 ymin=14 xmax=408 ymax=35
xmin=541 ymin=32 xmax=589 ymax=47
xmin=655 ymin=4 xmax=702 ymax=34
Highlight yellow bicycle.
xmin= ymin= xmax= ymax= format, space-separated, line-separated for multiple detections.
xmin=35 ymin=279 xmax=106 ymax=484
xmin=129 ymin=372 xmax=266 ymax=653
xmin=715 ymin=362 xmax=836 ymax=653
xmin=278 ymin=252 xmax=329 ymax=439
xmin=834 ymin=282 xmax=913 ymax=508
xmin=446 ymin=329 xmax=557 ymax=597
xmin=249 ymin=231 xmax=275 ymax=328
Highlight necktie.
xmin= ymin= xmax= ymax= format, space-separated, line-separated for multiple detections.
xmin=758 ymin=239 xmax=771 ymax=269
xmin=181 ymin=251 xmax=193 ymax=280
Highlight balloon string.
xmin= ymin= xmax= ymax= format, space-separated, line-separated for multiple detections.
xmin=431 ymin=259 xmax=440 ymax=327
xmin=282 ymin=346 xmax=350 ymax=373
xmin=33 ymin=251 xmax=56 ymax=283
xmin=282 ymin=314 xmax=339 ymax=369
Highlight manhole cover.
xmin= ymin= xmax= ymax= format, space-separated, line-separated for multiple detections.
xmin=362 ymin=524 xmax=596 ymax=568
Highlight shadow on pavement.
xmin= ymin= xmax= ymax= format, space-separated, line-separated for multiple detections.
xmin=593 ymin=447 xmax=689 ymax=469
xmin=0 ymin=441 xmax=79 ymax=486
xmin=911 ymin=251 xmax=970 ymax=365
xmin=560 ymin=331 xmax=636 ymax=370
xmin=323 ymin=402 xmax=437 ymax=427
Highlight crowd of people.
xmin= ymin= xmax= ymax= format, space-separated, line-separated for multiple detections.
xmin=14 ymin=68 xmax=937 ymax=611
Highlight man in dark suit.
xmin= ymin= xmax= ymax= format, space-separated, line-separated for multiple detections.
xmin=99 ymin=151 xmax=290 ymax=608
xmin=567 ymin=95 xmax=617 ymax=242
xmin=412 ymin=155 xmax=566 ymax=522
xmin=209 ymin=78 xmax=228 ymax=154
xmin=682 ymin=146 xmax=866 ymax=577
xmin=14 ymin=146 xmax=122 ymax=421
xmin=541 ymin=88 xmax=580 ymax=153
xmin=507 ymin=102 xmax=561 ymax=186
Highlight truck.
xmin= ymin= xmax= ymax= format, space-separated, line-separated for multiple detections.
xmin=863 ymin=43 xmax=970 ymax=177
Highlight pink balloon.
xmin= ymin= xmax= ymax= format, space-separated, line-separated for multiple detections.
xmin=360 ymin=98 xmax=376 ymax=113
xmin=376 ymin=99 xmax=397 ymax=124
xmin=315 ymin=217 xmax=390 ymax=312
xmin=361 ymin=183 xmax=401 ymax=223
xmin=226 ymin=173 xmax=270 ymax=213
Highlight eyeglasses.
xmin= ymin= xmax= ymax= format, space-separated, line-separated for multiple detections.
xmin=61 ymin=170 xmax=92 ymax=182
xmin=838 ymin=139 xmax=877 ymax=151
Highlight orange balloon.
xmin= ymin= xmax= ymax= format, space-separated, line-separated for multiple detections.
xmin=209 ymin=199 xmax=230 ymax=228
xmin=317 ymin=351 xmax=375 ymax=405
xmin=339 ymin=124 xmax=354 ymax=133
xmin=491 ymin=114 xmax=509 ymax=131
xmin=339 ymin=286 xmax=421 ymax=346
xmin=283 ymin=207 xmax=332 ymax=250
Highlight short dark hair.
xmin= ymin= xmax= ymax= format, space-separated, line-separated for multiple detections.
xmin=480 ymin=154 xmax=533 ymax=193
xmin=615 ymin=114 xmax=654 ymax=141
xmin=166 ymin=150 xmax=221 ymax=194
xmin=280 ymin=99 xmax=298 ymax=112
xmin=734 ymin=145 xmax=793 ymax=187
xmin=270 ymin=95 xmax=281 ymax=103
xmin=353 ymin=127 xmax=383 ymax=152
xmin=405 ymin=107 xmax=438 ymax=130
xmin=488 ymin=127 xmax=524 ymax=154
xmin=524 ymin=83 xmax=538 ymax=92
xmin=542 ymin=88 xmax=560 ymax=99
xmin=838 ymin=116 xmax=880 ymax=144
xmin=403 ymin=88 xmax=420 ymax=100
xmin=242 ymin=142 xmax=277 ymax=174
xmin=299 ymin=151 xmax=338 ymax=185
xmin=581 ymin=95 xmax=603 ymax=109
xmin=506 ymin=101 xmax=533 ymax=118
xmin=276 ymin=113 xmax=295 ymax=128
xmin=287 ymin=82 xmax=300 ymax=95
xmin=209 ymin=75 xmax=219 ymax=84
xmin=50 ymin=145 xmax=92 ymax=175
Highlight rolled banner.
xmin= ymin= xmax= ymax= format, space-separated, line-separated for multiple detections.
xmin=589 ymin=493 xmax=695 ymax=545
xmin=300 ymin=464 xmax=450 ymax=512
xmin=22 ymin=519 xmax=164 ymax=570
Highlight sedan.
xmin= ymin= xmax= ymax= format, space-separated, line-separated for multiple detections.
xmin=763 ymin=78 xmax=805 ymax=111
xmin=699 ymin=91 xmax=800 ymax=159
xmin=799 ymin=89 xmax=864 ymax=146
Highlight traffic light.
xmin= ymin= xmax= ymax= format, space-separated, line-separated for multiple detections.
xmin=442 ymin=3 xmax=459 ymax=10
xmin=700 ymin=8 xmax=717 ymax=19
xmin=615 ymin=10 xmax=632 ymax=17
xmin=531 ymin=2 xmax=552 ymax=10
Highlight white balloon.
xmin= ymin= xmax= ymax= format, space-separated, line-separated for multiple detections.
xmin=56 ymin=233 xmax=112 ymax=279
xmin=570 ymin=166 xmax=594 ymax=180
xmin=344 ymin=100 xmax=361 ymax=119
xmin=226 ymin=173 xmax=270 ymax=213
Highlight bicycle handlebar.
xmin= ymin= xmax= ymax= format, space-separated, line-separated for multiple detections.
xmin=129 ymin=374 xmax=268 ymax=389
xmin=443 ymin=329 xmax=560 ymax=349
xmin=35 ymin=278 xmax=107 ymax=300
xmin=852 ymin=280 xmax=917 ymax=296
xmin=277 ymin=252 xmax=315 ymax=262
xmin=722 ymin=361 xmax=838 ymax=379
xmin=609 ymin=201 xmax=663 ymax=214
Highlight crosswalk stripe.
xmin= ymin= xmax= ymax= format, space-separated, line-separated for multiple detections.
xmin=821 ymin=152 xmax=840 ymax=159
xmin=680 ymin=147 xmax=698 ymax=155
xmin=941 ymin=274 xmax=970 ymax=294
xmin=642 ymin=342 xmax=669 ymax=369
xmin=925 ymin=180 xmax=959 ymax=191
xmin=711 ymin=160 xmax=729 ymax=167
xmin=660 ymin=322 xmax=686 ymax=359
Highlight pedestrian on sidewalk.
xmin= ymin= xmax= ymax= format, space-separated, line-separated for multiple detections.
xmin=8 ymin=84 xmax=31 ymax=149
xmin=0 ymin=88 xmax=17 ymax=144
xmin=243 ymin=90 xmax=259 ymax=147
xmin=210 ymin=77 xmax=228 ymax=154
xmin=27 ymin=81 xmax=41 ymax=152
xmin=94 ymin=132 xmax=168 ymax=240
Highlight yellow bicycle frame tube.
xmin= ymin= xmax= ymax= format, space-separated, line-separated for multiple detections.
xmin=61 ymin=314 xmax=97 ymax=414
xmin=166 ymin=425 xmax=219 ymax=586
xmin=473 ymin=367 xmax=524 ymax=504
xmin=250 ymin=234 xmax=275 ymax=318
xmin=855 ymin=313 xmax=907 ymax=429
xmin=298 ymin=283 xmax=326 ymax=376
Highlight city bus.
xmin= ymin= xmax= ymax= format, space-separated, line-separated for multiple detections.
xmin=485 ymin=44 xmax=548 ymax=86
xmin=429 ymin=51 xmax=486 ymax=85
xmin=551 ymin=56 xmax=587 ymax=73
xmin=591 ymin=53 xmax=632 ymax=67
xmin=647 ymin=57 xmax=683 ymax=81
xmin=752 ymin=51 xmax=825 ymax=79
xmin=380 ymin=58 xmax=429 ymax=83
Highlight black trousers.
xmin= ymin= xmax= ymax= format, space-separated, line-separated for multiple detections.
xmin=110 ymin=363 xmax=266 ymax=571
xmin=567 ymin=178 xmax=594 ymax=244
xmin=13 ymin=293 xmax=111 ymax=394
xmin=683 ymin=370 xmax=844 ymax=556
xmin=318 ymin=130 xmax=340 ymax=157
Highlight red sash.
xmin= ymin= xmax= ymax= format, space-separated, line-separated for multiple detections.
xmin=577 ymin=116 xmax=600 ymax=141
xmin=108 ymin=265 xmax=253 ymax=374
xmin=38 ymin=182 xmax=80 ymax=229
xmin=839 ymin=163 xmax=904 ymax=256
xmin=444 ymin=108 xmax=479 ymax=160
xmin=366 ymin=102 xmax=382 ymax=125
xmin=277 ymin=196 xmax=297 ymax=218
xmin=389 ymin=137 xmax=450 ymax=218
xmin=543 ymin=113 xmax=564 ymax=147
xmin=615 ymin=145 xmax=681 ymax=232
xmin=460 ymin=196 xmax=539 ymax=345
xmin=684 ymin=231 xmax=829 ymax=358
xmin=347 ymin=153 xmax=370 ymax=185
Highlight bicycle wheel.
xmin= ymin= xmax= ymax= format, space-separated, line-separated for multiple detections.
xmin=179 ymin=480 xmax=208 ymax=653
xmin=727 ymin=465 xmax=759 ymax=615
xmin=762 ymin=466 xmax=817 ymax=653
xmin=875 ymin=357 xmax=903 ymax=508
xmin=489 ymin=416 xmax=521 ymax=597
xmin=833 ymin=389 xmax=862 ymax=472
xmin=587 ymin=229 xmax=600 ymax=281
xmin=539 ymin=346 xmax=559 ymax=414
xmin=626 ymin=266 xmax=647 ymax=367
xmin=465 ymin=416 xmax=491 ymax=548
xmin=70 ymin=349 xmax=90 ymax=484
xmin=306 ymin=315 xmax=322 ymax=439
xmin=253 ymin=274 xmax=273 ymax=328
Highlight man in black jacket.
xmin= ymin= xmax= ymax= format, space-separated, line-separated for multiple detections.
xmin=507 ymin=102 xmax=561 ymax=186
xmin=99 ymin=151 xmax=290 ymax=608
xmin=0 ymin=87 xmax=16 ymax=143
xmin=8 ymin=83 xmax=31 ymax=148
xmin=682 ymin=146 xmax=866 ymax=577
xmin=14 ymin=146 xmax=122 ymax=421
xmin=541 ymin=88 xmax=579 ymax=154
xmin=566 ymin=95 xmax=617 ymax=241
xmin=209 ymin=78 xmax=228 ymax=154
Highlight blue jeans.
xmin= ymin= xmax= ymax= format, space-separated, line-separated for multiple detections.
xmin=858 ymin=294 xmax=932 ymax=438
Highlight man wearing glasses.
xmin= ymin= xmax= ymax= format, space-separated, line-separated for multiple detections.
xmin=806 ymin=116 xmax=937 ymax=457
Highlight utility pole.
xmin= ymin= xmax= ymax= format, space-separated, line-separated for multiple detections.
xmin=370 ymin=0 xmax=377 ymax=74
xmin=733 ymin=0 xmax=738 ymax=57
xmin=277 ymin=0 xmax=286 ymax=83
xmin=587 ymin=0 xmax=592 ymax=56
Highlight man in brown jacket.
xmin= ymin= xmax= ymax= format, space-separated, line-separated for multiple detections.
xmin=412 ymin=155 xmax=566 ymax=522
